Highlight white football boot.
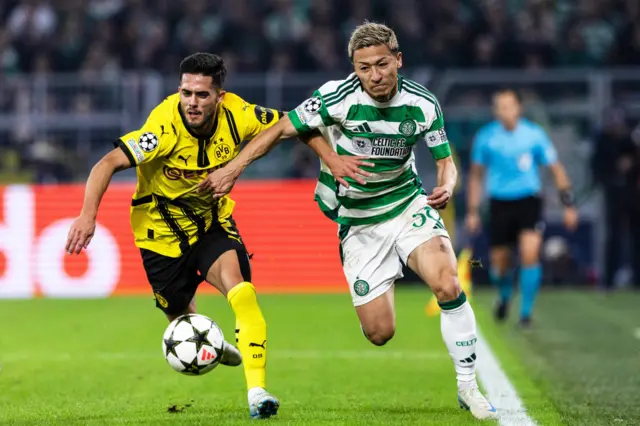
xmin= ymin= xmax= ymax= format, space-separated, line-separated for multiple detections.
xmin=458 ymin=386 xmax=498 ymax=420
xmin=248 ymin=387 xmax=280 ymax=419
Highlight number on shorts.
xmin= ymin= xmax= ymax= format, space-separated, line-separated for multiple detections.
xmin=411 ymin=206 xmax=445 ymax=229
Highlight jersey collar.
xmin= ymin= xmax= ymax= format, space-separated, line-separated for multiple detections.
xmin=500 ymin=118 xmax=524 ymax=133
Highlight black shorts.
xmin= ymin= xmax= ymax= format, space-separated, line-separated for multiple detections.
xmin=141 ymin=217 xmax=252 ymax=315
xmin=488 ymin=196 xmax=544 ymax=247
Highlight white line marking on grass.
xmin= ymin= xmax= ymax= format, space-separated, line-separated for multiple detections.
xmin=633 ymin=328 xmax=640 ymax=340
xmin=275 ymin=350 xmax=446 ymax=360
xmin=476 ymin=329 xmax=537 ymax=426
xmin=1 ymin=349 xmax=446 ymax=363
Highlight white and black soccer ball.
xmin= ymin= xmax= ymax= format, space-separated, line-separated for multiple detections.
xmin=162 ymin=313 xmax=225 ymax=376
xmin=138 ymin=132 xmax=159 ymax=152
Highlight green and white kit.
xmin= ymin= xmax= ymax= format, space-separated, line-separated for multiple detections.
xmin=288 ymin=74 xmax=452 ymax=305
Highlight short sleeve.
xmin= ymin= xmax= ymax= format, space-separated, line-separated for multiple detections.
xmin=236 ymin=98 xmax=284 ymax=141
xmin=533 ymin=128 xmax=557 ymax=166
xmin=422 ymin=100 xmax=451 ymax=160
xmin=115 ymin=106 xmax=176 ymax=166
xmin=287 ymin=90 xmax=335 ymax=134
xmin=471 ymin=130 xmax=489 ymax=166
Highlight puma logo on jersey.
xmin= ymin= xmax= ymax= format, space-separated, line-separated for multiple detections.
xmin=160 ymin=125 xmax=169 ymax=137
xmin=178 ymin=154 xmax=191 ymax=166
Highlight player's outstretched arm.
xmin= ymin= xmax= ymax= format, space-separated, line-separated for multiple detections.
xmin=300 ymin=131 xmax=373 ymax=187
xmin=548 ymin=162 xmax=578 ymax=231
xmin=198 ymin=115 xmax=299 ymax=198
xmin=427 ymin=156 xmax=457 ymax=210
xmin=65 ymin=148 xmax=132 ymax=254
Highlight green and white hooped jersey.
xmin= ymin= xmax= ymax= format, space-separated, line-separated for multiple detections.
xmin=287 ymin=73 xmax=451 ymax=226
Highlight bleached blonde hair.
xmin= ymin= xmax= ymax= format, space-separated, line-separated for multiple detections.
xmin=348 ymin=21 xmax=399 ymax=61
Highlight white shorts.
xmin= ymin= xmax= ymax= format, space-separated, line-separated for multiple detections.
xmin=340 ymin=194 xmax=450 ymax=307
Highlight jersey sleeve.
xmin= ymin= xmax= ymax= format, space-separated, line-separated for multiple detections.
xmin=115 ymin=105 xmax=176 ymax=166
xmin=287 ymin=90 xmax=336 ymax=134
xmin=533 ymin=128 xmax=558 ymax=166
xmin=238 ymin=100 xmax=285 ymax=141
xmin=471 ymin=129 xmax=489 ymax=166
xmin=422 ymin=100 xmax=452 ymax=160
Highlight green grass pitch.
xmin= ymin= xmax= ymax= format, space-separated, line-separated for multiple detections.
xmin=0 ymin=288 xmax=638 ymax=425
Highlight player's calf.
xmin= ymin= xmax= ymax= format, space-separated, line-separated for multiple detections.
xmin=408 ymin=237 xmax=483 ymax=389
xmin=518 ymin=230 xmax=543 ymax=322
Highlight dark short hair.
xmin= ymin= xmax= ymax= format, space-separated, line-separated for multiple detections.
xmin=493 ymin=88 xmax=522 ymax=104
xmin=179 ymin=53 xmax=227 ymax=88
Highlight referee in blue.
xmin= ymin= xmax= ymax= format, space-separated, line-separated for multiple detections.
xmin=465 ymin=88 xmax=578 ymax=327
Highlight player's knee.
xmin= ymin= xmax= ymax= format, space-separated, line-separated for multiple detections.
xmin=520 ymin=252 xmax=540 ymax=267
xmin=492 ymin=263 xmax=510 ymax=276
xmin=433 ymin=271 xmax=461 ymax=303
xmin=158 ymin=292 xmax=196 ymax=322
xmin=364 ymin=324 xmax=395 ymax=346
xmin=165 ymin=304 xmax=195 ymax=322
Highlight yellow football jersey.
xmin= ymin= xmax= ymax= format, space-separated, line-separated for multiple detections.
xmin=115 ymin=92 xmax=282 ymax=257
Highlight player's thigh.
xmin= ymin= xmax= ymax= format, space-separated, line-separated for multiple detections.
xmin=197 ymin=218 xmax=252 ymax=296
xmin=516 ymin=196 xmax=544 ymax=266
xmin=392 ymin=198 xmax=458 ymax=301
xmin=204 ymin=250 xmax=252 ymax=296
xmin=406 ymin=236 xmax=461 ymax=302
xmin=140 ymin=248 xmax=201 ymax=318
xmin=340 ymin=223 xmax=400 ymax=332
xmin=489 ymin=198 xmax=519 ymax=249
xmin=488 ymin=198 xmax=519 ymax=273
xmin=167 ymin=299 xmax=197 ymax=322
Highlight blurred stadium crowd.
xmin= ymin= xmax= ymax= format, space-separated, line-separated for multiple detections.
xmin=0 ymin=0 xmax=639 ymax=287
xmin=1 ymin=0 xmax=639 ymax=75
xmin=1 ymin=0 xmax=639 ymax=186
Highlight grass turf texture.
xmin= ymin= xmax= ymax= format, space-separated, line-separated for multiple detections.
xmin=474 ymin=289 xmax=640 ymax=426
xmin=0 ymin=289 xmax=637 ymax=425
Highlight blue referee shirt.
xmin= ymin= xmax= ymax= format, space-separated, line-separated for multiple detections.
xmin=471 ymin=118 xmax=558 ymax=200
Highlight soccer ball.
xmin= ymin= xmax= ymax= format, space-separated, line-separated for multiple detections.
xmin=162 ymin=313 xmax=225 ymax=376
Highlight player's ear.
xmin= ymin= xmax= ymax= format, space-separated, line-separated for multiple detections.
xmin=396 ymin=52 xmax=403 ymax=69
xmin=217 ymin=90 xmax=226 ymax=105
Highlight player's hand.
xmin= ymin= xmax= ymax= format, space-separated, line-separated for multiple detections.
xmin=427 ymin=186 xmax=452 ymax=210
xmin=465 ymin=212 xmax=481 ymax=235
xmin=197 ymin=166 xmax=240 ymax=199
xmin=65 ymin=214 xmax=96 ymax=254
xmin=563 ymin=206 xmax=578 ymax=232
xmin=326 ymin=154 xmax=374 ymax=188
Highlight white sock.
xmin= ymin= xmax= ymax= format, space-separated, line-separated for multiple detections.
xmin=439 ymin=295 xmax=478 ymax=390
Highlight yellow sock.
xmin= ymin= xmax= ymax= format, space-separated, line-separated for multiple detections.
xmin=227 ymin=282 xmax=267 ymax=391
